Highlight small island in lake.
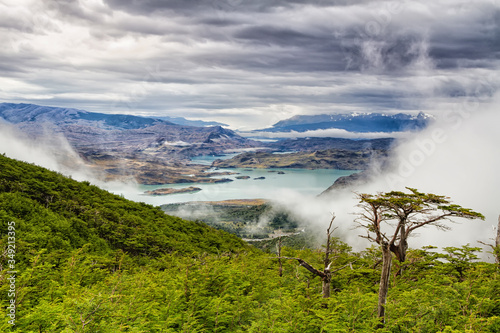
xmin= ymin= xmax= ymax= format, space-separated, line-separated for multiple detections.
xmin=145 ymin=186 xmax=202 ymax=196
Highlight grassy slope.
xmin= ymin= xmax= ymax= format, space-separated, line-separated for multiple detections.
xmin=0 ymin=154 xmax=250 ymax=259
xmin=0 ymin=154 xmax=499 ymax=332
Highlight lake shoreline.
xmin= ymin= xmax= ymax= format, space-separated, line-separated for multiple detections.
xmin=134 ymin=167 xmax=360 ymax=206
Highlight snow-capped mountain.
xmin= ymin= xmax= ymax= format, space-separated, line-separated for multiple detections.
xmin=260 ymin=112 xmax=433 ymax=133
xmin=151 ymin=116 xmax=228 ymax=128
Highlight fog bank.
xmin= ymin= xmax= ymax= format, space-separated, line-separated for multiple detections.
xmin=272 ymin=96 xmax=500 ymax=261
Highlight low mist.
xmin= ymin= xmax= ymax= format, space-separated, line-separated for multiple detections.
xmin=0 ymin=122 xmax=140 ymax=196
xmin=1 ymin=100 xmax=498 ymax=261
xmin=0 ymin=122 xmax=96 ymax=181
xmin=271 ymin=96 xmax=500 ymax=261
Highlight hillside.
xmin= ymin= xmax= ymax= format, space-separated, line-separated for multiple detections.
xmin=0 ymin=103 xmax=251 ymax=154
xmin=266 ymin=137 xmax=394 ymax=152
xmin=0 ymin=155 xmax=498 ymax=332
xmin=162 ymin=199 xmax=301 ymax=239
xmin=0 ymin=154 xmax=248 ymax=257
xmin=151 ymin=115 xmax=228 ymax=127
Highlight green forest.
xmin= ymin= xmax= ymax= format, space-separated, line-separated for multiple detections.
xmin=162 ymin=202 xmax=301 ymax=239
xmin=0 ymin=153 xmax=499 ymax=332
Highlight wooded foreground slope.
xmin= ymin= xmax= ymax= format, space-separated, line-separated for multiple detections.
xmin=0 ymin=154 xmax=249 ymax=258
xmin=0 ymin=154 xmax=499 ymax=332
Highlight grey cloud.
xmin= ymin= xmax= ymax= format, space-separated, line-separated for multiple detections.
xmin=0 ymin=0 xmax=498 ymax=129
xmin=199 ymin=17 xmax=245 ymax=27
xmin=430 ymin=37 xmax=500 ymax=69
xmin=334 ymin=30 xmax=430 ymax=72
xmin=43 ymin=0 xmax=112 ymax=24
xmin=235 ymin=25 xmax=321 ymax=46
xmin=103 ymin=0 xmax=215 ymax=15
xmin=103 ymin=0 xmax=374 ymax=16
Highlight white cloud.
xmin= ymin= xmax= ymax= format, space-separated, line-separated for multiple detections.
xmin=279 ymin=93 xmax=500 ymax=260
xmin=241 ymin=128 xmax=411 ymax=140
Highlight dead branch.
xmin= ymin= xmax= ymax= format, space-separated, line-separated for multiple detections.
xmin=275 ymin=257 xmax=326 ymax=278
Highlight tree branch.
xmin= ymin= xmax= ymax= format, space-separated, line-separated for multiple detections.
xmin=330 ymin=260 xmax=358 ymax=274
xmin=408 ymin=213 xmax=454 ymax=233
xmin=324 ymin=215 xmax=337 ymax=270
xmin=275 ymin=257 xmax=326 ymax=279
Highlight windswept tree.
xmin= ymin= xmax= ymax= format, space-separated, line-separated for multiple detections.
xmin=355 ymin=187 xmax=484 ymax=324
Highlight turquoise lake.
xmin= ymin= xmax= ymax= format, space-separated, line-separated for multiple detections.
xmin=134 ymin=167 xmax=359 ymax=205
xmin=111 ymin=154 xmax=360 ymax=205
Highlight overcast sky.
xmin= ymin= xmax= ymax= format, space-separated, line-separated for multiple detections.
xmin=1 ymin=0 xmax=499 ymax=129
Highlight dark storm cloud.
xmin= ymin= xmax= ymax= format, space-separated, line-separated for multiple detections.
xmin=427 ymin=5 xmax=500 ymax=69
xmin=430 ymin=35 xmax=500 ymax=69
xmin=103 ymin=0 xmax=373 ymax=15
xmin=0 ymin=0 xmax=499 ymax=128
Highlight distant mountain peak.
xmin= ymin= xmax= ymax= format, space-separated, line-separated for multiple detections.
xmin=0 ymin=102 xmax=256 ymax=157
xmin=0 ymin=102 xmax=165 ymax=130
xmin=150 ymin=115 xmax=228 ymax=128
xmin=264 ymin=112 xmax=433 ymax=134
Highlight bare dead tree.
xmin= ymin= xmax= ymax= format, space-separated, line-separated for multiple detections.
xmin=278 ymin=257 xmax=353 ymax=298
xmin=276 ymin=215 xmax=354 ymax=298
xmin=277 ymin=230 xmax=283 ymax=277
xmin=322 ymin=215 xmax=338 ymax=298
xmin=497 ymin=215 xmax=500 ymax=263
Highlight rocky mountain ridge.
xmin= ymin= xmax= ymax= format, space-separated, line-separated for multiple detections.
xmin=259 ymin=112 xmax=433 ymax=133
xmin=0 ymin=103 xmax=258 ymax=183
xmin=1 ymin=103 xmax=399 ymax=186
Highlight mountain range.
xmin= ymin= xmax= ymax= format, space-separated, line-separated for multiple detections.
xmin=0 ymin=103 xmax=246 ymax=150
xmin=150 ymin=115 xmax=227 ymax=127
xmin=0 ymin=103 xmax=256 ymax=184
xmin=258 ymin=112 xmax=433 ymax=133
xmin=0 ymin=103 xmax=428 ymax=185
xmin=0 ymin=103 xmax=253 ymax=152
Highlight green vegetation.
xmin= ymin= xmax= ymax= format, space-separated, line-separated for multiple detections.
xmin=0 ymin=154 xmax=248 ymax=258
xmin=0 ymin=154 xmax=499 ymax=332
xmin=251 ymin=229 xmax=322 ymax=251
xmin=356 ymin=188 xmax=485 ymax=324
xmin=162 ymin=201 xmax=300 ymax=239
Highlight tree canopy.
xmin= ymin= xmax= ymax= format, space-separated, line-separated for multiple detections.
xmin=355 ymin=187 xmax=485 ymax=323
xmin=356 ymin=187 xmax=484 ymax=262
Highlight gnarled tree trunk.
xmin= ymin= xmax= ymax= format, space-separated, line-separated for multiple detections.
xmin=322 ymin=273 xmax=331 ymax=298
xmin=496 ymin=215 xmax=500 ymax=250
xmin=378 ymin=243 xmax=393 ymax=322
